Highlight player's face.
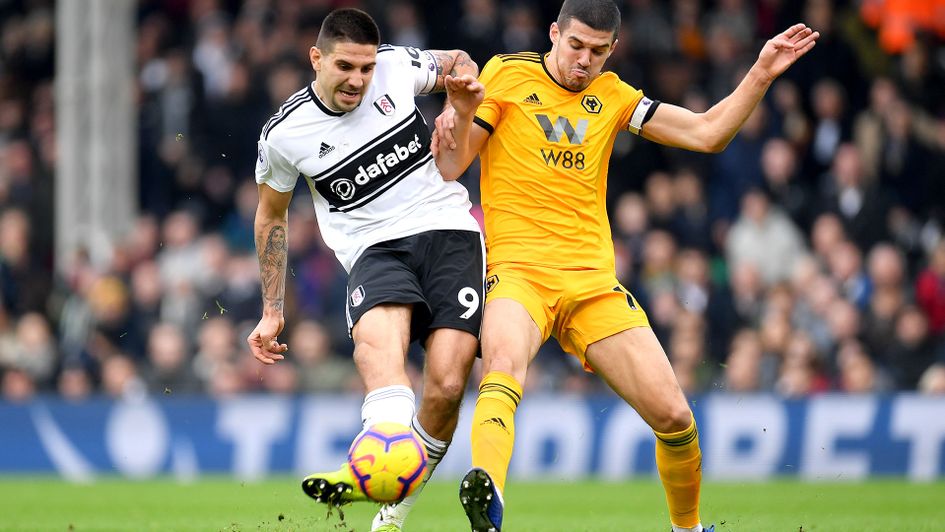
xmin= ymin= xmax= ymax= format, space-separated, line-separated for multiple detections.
xmin=548 ymin=20 xmax=616 ymax=91
xmin=311 ymin=41 xmax=377 ymax=112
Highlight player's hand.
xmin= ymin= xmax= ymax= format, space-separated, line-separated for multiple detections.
xmin=444 ymin=74 xmax=484 ymax=117
xmin=247 ymin=315 xmax=288 ymax=365
xmin=433 ymin=104 xmax=457 ymax=154
xmin=434 ymin=75 xmax=483 ymax=153
xmin=755 ymin=23 xmax=819 ymax=81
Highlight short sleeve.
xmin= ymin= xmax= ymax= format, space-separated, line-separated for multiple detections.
xmin=255 ymin=139 xmax=299 ymax=193
xmin=473 ymin=56 xmax=504 ymax=134
xmin=377 ymin=44 xmax=437 ymax=95
xmin=614 ymin=80 xmax=662 ymax=136
xmin=612 ymin=80 xmax=647 ymax=135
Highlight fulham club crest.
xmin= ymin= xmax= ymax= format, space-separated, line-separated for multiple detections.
xmin=373 ymin=94 xmax=396 ymax=116
xmin=350 ymin=285 xmax=365 ymax=307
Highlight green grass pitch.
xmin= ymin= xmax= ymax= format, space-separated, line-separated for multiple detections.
xmin=0 ymin=476 xmax=942 ymax=531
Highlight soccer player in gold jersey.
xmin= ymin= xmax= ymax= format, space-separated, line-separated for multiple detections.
xmin=434 ymin=1 xmax=818 ymax=531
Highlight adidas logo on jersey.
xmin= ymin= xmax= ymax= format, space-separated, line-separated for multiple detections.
xmin=318 ymin=142 xmax=335 ymax=158
xmin=522 ymin=93 xmax=542 ymax=105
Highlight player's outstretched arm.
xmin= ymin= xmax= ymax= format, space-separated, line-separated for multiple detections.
xmin=247 ymin=183 xmax=292 ymax=365
xmin=642 ymin=23 xmax=819 ymax=153
xmin=426 ymin=49 xmax=479 ymax=93
xmin=434 ymin=75 xmax=487 ymax=181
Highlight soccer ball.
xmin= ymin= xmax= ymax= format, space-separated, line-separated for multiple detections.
xmin=347 ymin=422 xmax=429 ymax=502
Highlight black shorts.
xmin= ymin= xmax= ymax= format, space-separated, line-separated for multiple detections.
xmin=345 ymin=230 xmax=485 ymax=344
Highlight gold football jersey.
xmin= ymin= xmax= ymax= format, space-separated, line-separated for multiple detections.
xmin=474 ymin=52 xmax=650 ymax=270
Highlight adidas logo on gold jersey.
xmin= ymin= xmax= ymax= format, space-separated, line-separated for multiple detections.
xmin=522 ymin=93 xmax=542 ymax=105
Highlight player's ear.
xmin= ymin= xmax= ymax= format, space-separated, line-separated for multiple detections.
xmin=608 ymin=38 xmax=618 ymax=58
xmin=310 ymin=46 xmax=322 ymax=73
xmin=549 ymin=22 xmax=559 ymax=45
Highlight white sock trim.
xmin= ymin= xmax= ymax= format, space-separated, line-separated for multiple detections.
xmin=411 ymin=416 xmax=449 ymax=460
xmin=361 ymin=384 xmax=416 ymax=428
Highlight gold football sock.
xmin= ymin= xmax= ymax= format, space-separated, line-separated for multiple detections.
xmin=654 ymin=415 xmax=702 ymax=529
xmin=470 ymin=371 xmax=522 ymax=495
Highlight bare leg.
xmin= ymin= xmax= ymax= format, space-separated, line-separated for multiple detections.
xmin=585 ymin=327 xmax=703 ymax=530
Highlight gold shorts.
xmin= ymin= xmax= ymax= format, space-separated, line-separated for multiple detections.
xmin=485 ymin=262 xmax=650 ymax=368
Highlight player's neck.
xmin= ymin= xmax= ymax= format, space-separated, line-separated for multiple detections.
xmin=311 ymin=80 xmax=342 ymax=113
xmin=543 ymin=51 xmax=567 ymax=87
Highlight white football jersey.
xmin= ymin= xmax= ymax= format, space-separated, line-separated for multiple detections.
xmin=255 ymin=44 xmax=481 ymax=272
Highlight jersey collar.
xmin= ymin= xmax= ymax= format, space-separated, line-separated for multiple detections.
xmin=541 ymin=52 xmax=583 ymax=93
xmin=309 ymin=82 xmax=347 ymax=117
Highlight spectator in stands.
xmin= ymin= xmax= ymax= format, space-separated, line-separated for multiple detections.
xmin=1 ymin=367 xmax=35 ymax=402
xmin=881 ymin=305 xmax=936 ymax=389
xmin=863 ymin=284 xmax=906 ymax=359
xmin=710 ymin=105 xmax=769 ymax=223
xmin=0 ymin=207 xmax=49 ymax=314
xmin=128 ymin=260 xmax=164 ymax=347
xmin=790 ymin=0 xmax=862 ymax=103
xmin=644 ymin=171 xmax=677 ymax=233
xmin=878 ymin=98 xmax=933 ymax=215
xmin=671 ymin=169 xmax=713 ymax=251
xmin=768 ymin=79 xmax=811 ymax=153
xmin=668 ymin=311 xmax=711 ymax=394
xmin=143 ymin=322 xmax=202 ymax=395
xmin=289 ymin=319 xmax=359 ymax=393
xmin=729 ymin=261 xmax=766 ymax=328
xmin=837 ymin=339 xmax=892 ymax=393
xmin=916 ymin=241 xmax=945 ymax=337
xmin=612 ymin=192 xmax=650 ymax=282
xmin=809 ymin=212 xmax=847 ymax=269
xmin=640 ymin=229 xmax=678 ymax=304
xmin=5 ymin=312 xmax=56 ymax=385
xmin=57 ymin=365 xmax=92 ymax=401
xmin=918 ymin=363 xmax=945 ymax=395
xmin=257 ymin=360 xmax=300 ymax=395
xmin=100 ymin=354 xmax=145 ymax=400
xmin=853 ymin=77 xmax=899 ymax=180
xmin=826 ymin=240 xmax=870 ymax=309
xmin=818 ymin=144 xmax=890 ymax=251
xmin=761 ymin=137 xmax=812 ymax=232
xmin=723 ymin=329 xmax=764 ymax=393
xmin=192 ymin=317 xmax=240 ymax=388
xmin=726 ymin=186 xmax=807 ymax=286
xmin=807 ymin=78 xmax=849 ymax=175
xmin=758 ymin=309 xmax=792 ymax=388
xmin=207 ymin=361 xmax=245 ymax=398
xmin=776 ymin=331 xmax=829 ymax=396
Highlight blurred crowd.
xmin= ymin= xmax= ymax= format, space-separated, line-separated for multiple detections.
xmin=1 ymin=0 xmax=944 ymax=402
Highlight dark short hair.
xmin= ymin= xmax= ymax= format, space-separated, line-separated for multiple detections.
xmin=556 ymin=0 xmax=621 ymax=41
xmin=316 ymin=8 xmax=380 ymax=52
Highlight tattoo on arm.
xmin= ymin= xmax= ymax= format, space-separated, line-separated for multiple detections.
xmin=449 ymin=52 xmax=475 ymax=77
xmin=430 ymin=50 xmax=478 ymax=92
xmin=259 ymin=225 xmax=287 ymax=312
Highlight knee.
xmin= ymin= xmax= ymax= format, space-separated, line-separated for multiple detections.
xmin=423 ymin=378 xmax=466 ymax=412
xmin=652 ymin=404 xmax=694 ymax=434
xmin=481 ymin=348 xmax=525 ymax=381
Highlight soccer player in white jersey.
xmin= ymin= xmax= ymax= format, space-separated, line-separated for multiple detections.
xmin=246 ymin=8 xmax=483 ymax=532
